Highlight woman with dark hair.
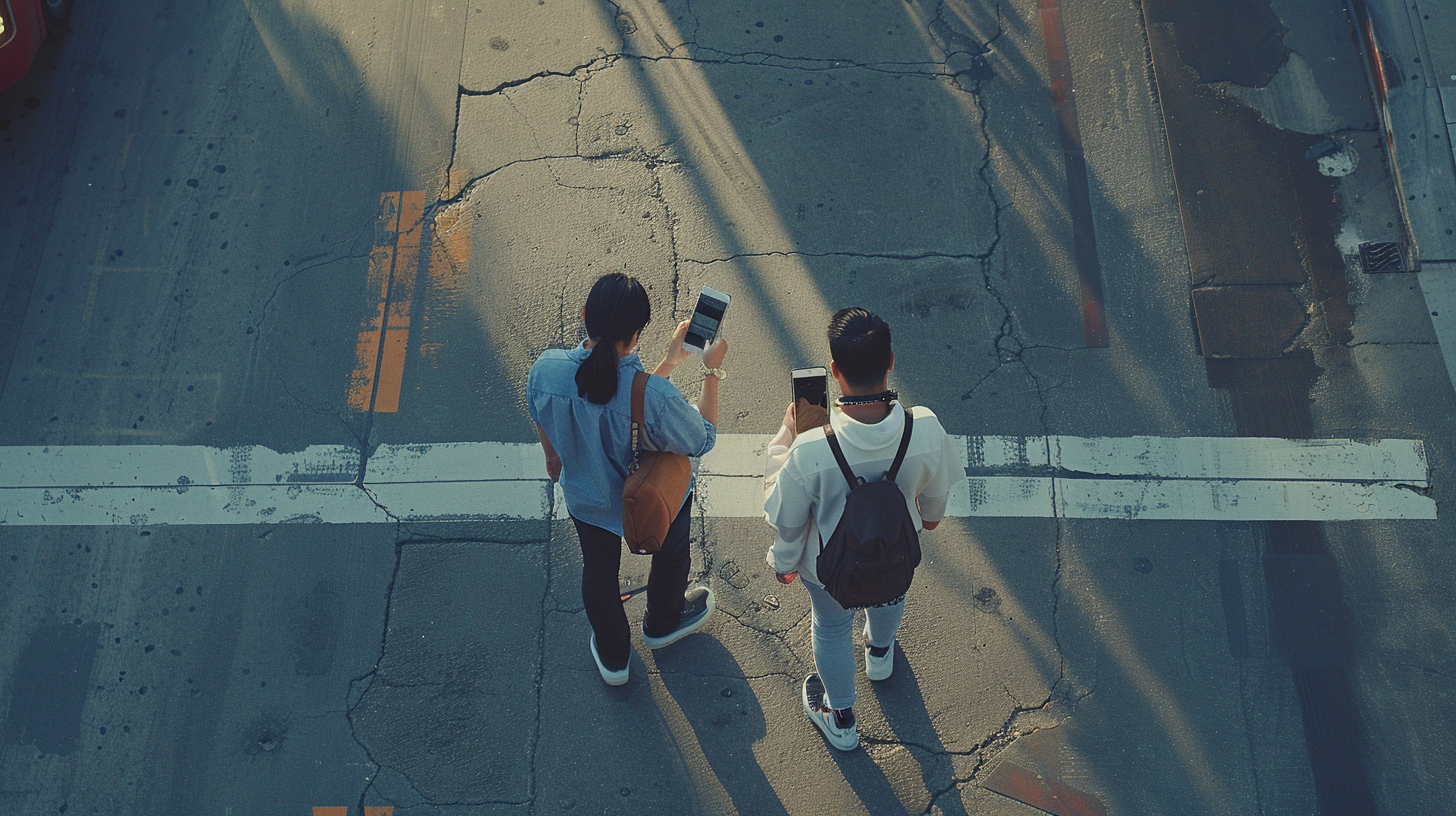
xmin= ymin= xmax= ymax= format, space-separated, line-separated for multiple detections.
xmin=527 ymin=273 xmax=730 ymax=686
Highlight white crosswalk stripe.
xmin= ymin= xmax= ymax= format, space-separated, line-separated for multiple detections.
xmin=0 ymin=436 xmax=1434 ymax=525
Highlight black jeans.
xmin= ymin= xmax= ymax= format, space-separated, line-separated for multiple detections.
xmin=572 ymin=492 xmax=693 ymax=670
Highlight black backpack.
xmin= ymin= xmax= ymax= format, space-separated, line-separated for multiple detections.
xmin=816 ymin=412 xmax=922 ymax=609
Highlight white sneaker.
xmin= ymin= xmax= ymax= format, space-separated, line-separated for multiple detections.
xmin=802 ymin=674 xmax=858 ymax=751
xmin=864 ymin=625 xmax=894 ymax=681
xmin=589 ymin=634 xmax=629 ymax=686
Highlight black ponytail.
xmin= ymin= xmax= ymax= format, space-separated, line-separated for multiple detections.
xmin=575 ymin=273 xmax=651 ymax=404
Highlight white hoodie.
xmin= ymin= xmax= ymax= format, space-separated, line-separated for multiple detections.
xmin=763 ymin=402 xmax=961 ymax=586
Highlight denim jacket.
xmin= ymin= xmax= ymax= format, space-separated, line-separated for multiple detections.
xmin=527 ymin=343 xmax=716 ymax=535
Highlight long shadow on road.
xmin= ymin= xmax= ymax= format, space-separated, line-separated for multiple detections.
xmin=655 ymin=636 xmax=791 ymax=816
xmin=867 ymin=652 xmax=973 ymax=816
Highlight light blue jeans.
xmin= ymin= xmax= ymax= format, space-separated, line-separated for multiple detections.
xmin=803 ymin=579 xmax=906 ymax=710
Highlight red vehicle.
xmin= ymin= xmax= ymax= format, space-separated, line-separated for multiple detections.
xmin=0 ymin=0 xmax=71 ymax=92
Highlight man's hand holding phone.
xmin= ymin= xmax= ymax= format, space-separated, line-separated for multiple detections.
xmin=794 ymin=399 xmax=829 ymax=434
xmin=789 ymin=366 xmax=829 ymax=435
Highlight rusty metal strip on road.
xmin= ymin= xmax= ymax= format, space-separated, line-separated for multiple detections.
xmin=1036 ymin=0 xmax=1109 ymax=348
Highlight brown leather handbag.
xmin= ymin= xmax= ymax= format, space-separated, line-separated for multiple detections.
xmin=622 ymin=371 xmax=692 ymax=554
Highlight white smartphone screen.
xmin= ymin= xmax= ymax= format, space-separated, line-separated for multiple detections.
xmin=685 ymin=287 xmax=730 ymax=351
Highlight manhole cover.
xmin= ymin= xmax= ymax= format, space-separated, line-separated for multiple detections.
xmin=1358 ymin=241 xmax=1408 ymax=273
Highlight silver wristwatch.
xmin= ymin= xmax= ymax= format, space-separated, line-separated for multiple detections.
xmin=703 ymin=367 xmax=727 ymax=381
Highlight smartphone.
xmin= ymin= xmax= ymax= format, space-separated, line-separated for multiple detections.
xmin=684 ymin=286 xmax=730 ymax=352
xmin=792 ymin=367 xmax=829 ymax=434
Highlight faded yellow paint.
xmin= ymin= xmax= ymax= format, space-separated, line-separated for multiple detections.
xmin=348 ymin=191 xmax=425 ymax=413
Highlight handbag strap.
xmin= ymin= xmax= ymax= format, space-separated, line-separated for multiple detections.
xmin=822 ymin=407 xmax=915 ymax=488
xmin=629 ymin=371 xmax=648 ymax=474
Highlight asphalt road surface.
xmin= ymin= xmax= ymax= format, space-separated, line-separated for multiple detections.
xmin=1 ymin=1 xmax=1453 ymax=814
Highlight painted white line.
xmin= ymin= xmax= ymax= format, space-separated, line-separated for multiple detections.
xmin=0 ymin=482 xmax=549 ymax=526
xmin=0 ymin=445 xmax=359 ymax=487
xmin=1048 ymin=436 xmax=1428 ymax=482
xmin=705 ymin=434 xmax=1430 ymax=481
xmin=693 ymin=475 xmax=1436 ymax=521
xmin=1054 ymin=478 xmax=1434 ymax=521
xmin=0 ymin=435 xmax=1435 ymax=525
xmin=965 ymin=436 xmax=1049 ymax=470
xmin=368 ymin=442 xmax=540 ymax=483
xmin=0 ymin=484 xmax=386 ymax=526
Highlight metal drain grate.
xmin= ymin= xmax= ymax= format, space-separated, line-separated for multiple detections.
xmin=1358 ymin=241 xmax=1409 ymax=273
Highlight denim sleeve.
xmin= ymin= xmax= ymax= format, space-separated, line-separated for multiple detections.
xmin=525 ymin=363 xmax=542 ymax=425
xmin=644 ymin=377 xmax=716 ymax=457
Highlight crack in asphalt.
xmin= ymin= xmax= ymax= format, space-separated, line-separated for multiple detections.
xmin=952 ymin=4 xmax=1032 ymax=409
xmin=649 ymin=667 xmax=800 ymax=682
xmin=1339 ymin=340 xmax=1440 ymax=347
xmin=452 ymin=44 xmax=993 ymax=106
xmin=689 ymin=248 xmax=998 ymax=265
xmin=255 ymin=243 xmax=373 ymax=337
xmin=643 ymin=156 xmax=685 ymax=318
xmin=527 ymin=497 xmax=555 ymax=811
xmin=459 ymin=59 xmax=609 ymax=98
xmin=261 ymin=355 xmax=369 ymax=452
xmin=347 ymin=535 xmax=550 ymax=813
xmin=1397 ymin=662 xmax=1456 ymax=681
xmin=924 ymin=3 xmax=1089 ymax=807
xmin=714 ymin=603 xmax=810 ymax=646
xmin=347 ymin=537 xmax=408 ymax=813
xmin=350 ymin=2 xmax=1093 ymax=807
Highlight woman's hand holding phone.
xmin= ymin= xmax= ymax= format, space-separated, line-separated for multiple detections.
xmin=654 ymin=320 xmax=692 ymax=377
xmin=703 ymin=335 xmax=728 ymax=368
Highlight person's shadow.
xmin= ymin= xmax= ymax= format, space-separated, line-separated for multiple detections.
xmin=827 ymin=742 xmax=907 ymax=814
xmin=654 ymin=638 xmax=792 ymax=816
xmin=862 ymin=650 xmax=974 ymax=816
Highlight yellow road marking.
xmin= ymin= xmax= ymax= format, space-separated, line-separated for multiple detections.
xmin=348 ymin=191 xmax=424 ymax=413
xmin=348 ymin=182 xmax=473 ymax=412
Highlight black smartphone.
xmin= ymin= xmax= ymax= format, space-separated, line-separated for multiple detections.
xmin=684 ymin=286 xmax=730 ymax=352
xmin=792 ymin=367 xmax=829 ymax=433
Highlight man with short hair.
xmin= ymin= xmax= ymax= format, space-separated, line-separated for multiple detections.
xmin=763 ymin=307 xmax=961 ymax=750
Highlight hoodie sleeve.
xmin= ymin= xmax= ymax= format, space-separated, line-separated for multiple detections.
xmin=914 ymin=416 xmax=962 ymax=524
xmin=764 ymin=425 xmax=812 ymax=574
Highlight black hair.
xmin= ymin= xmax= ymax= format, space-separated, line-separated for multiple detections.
xmin=575 ymin=273 xmax=651 ymax=404
xmin=827 ymin=307 xmax=893 ymax=389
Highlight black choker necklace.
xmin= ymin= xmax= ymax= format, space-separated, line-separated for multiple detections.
xmin=836 ymin=390 xmax=897 ymax=407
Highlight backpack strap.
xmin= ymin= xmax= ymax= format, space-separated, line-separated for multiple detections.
xmin=628 ymin=371 xmax=648 ymax=474
xmin=885 ymin=410 xmax=915 ymax=483
xmin=822 ymin=423 xmax=865 ymax=488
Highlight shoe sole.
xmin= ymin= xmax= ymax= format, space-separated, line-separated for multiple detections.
xmin=802 ymin=676 xmax=859 ymax=751
xmin=590 ymin=634 xmax=630 ymax=686
xmin=641 ymin=588 xmax=716 ymax=650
